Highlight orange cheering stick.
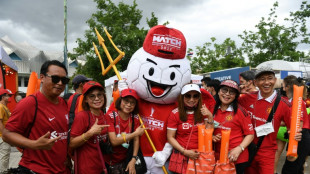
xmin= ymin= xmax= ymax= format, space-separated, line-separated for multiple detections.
xmin=287 ymin=85 xmax=303 ymax=159
xmin=198 ymin=124 xmax=205 ymax=152
xmin=219 ymin=129 xmax=231 ymax=163
xmin=93 ymin=28 xmax=168 ymax=174
xmin=204 ymin=128 xmax=214 ymax=152
xmin=26 ymin=72 xmax=40 ymax=96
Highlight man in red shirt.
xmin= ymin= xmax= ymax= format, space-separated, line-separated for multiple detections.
xmin=2 ymin=60 xmax=70 ymax=174
xmin=67 ymin=74 xmax=92 ymax=114
xmin=239 ymin=67 xmax=302 ymax=174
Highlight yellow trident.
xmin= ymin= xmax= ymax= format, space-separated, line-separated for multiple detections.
xmin=93 ymin=28 xmax=168 ymax=174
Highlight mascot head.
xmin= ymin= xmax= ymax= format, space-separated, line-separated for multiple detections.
xmin=127 ymin=25 xmax=191 ymax=104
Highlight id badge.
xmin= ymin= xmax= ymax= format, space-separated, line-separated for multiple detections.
xmin=254 ymin=122 xmax=274 ymax=137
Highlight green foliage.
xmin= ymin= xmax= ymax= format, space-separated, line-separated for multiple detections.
xmin=69 ymin=0 xmax=158 ymax=85
xmin=187 ymin=38 xmax=246 ymax=74
xmin=238 ymin=1 xmax=310 ymax=67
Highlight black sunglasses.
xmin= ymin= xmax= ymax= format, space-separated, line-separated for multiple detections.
xmin=184 ymin=93 xmax=200 ymax=99
xmin=45 ymin=74 xmax=70 ymax=84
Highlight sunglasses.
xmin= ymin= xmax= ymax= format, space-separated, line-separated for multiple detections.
xmin=184 ymin=93 xmax=200 ymax=99
xmin=88 ymin=93 xmax=105 ymax=101
xmin=45 ymin=74 xmax=70 ymax=85
xmin=220 ymin=87 xmax=236 ymax=95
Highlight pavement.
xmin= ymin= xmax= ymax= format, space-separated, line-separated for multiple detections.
xmin=8 ymin=146 xmax=310 ymax=173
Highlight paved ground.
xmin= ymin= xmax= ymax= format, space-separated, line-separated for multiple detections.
xmin=8 ymin=147 xmax=310 ymax=173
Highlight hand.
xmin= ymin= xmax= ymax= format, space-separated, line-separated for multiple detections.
xmin=152 ymin=143 xmax=173 ymax=167
xmin=125 ymin=159 xmax=136 ymax=174
xmin=118 ymin=79 xmax=128 ymax=92
xmin=294 ymin=129 xmax=302 ymax=141
xmin=34 ymin=131 xmax=61 ymax=150
xmin=212 ymin=134 xmax=221 ymax=142
xmin=201 ymin=104 xmax=212 ymax=119
xmin=228 ymin=146 xmax=242 ymax=162
xmin=184 ymin=149 xmax=200 ymax=160
xmin=88 ymin=118 xmax=110 ymax=136
xmin=134 ymin=125 xmax=147 ymax=136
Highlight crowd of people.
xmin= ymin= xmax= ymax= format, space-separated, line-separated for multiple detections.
xmin=0 ymin=60 xmax=309 ymax=174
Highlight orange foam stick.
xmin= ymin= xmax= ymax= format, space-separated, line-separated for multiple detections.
xmin=204 ymin=128 xmax=214 ymax=152
xmin=219 ymin=129 xmax=231 ymax=163
xmin=26 ymin=72 xmax=38 ymax=96
xmin=198 ymin=124 xmax=205 ymax=152
xmin=77 ymin=95 xmax=84 ymax=112
xmin=287 ymin=85 xmax=303 ymax=158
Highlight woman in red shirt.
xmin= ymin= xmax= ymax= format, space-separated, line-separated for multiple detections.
xmin=212 ymin=80 xmax=254 ymax=174
xmin=69 ymin=81 xmax=110 ymax=174
xmin=167 ymin=84 xmax=213 ymax=174
xmin=105 ymin=88 xmax=146 ymax=174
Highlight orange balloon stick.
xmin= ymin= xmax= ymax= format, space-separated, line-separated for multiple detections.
xmin=219 ymin=129 xmax=231 ymax=163
xmin=198 ymin=124 xmax=205 ymax=152
xmin=204 ymin=128 xmax=214 ymax=152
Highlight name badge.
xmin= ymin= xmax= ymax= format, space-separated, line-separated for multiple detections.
xmin=254 ymin=122 xmax=274 ymax=137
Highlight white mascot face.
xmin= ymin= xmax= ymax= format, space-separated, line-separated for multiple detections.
xmin=127 ymin=48 xmax=191 ymax=104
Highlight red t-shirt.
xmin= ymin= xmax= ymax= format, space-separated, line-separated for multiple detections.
xmin=105 ymin=110 xmax=139 ymax=165
xmin=5 ymin=92 xmax=69 ymax=174
xmin=167 ymin=108 xmax=207 ymax=150
xmin=70 ymin=110 xmax=108 ymax=174
xmin=239 ymin=91 xmax=291 ymax=150
xmin=67 ymin=93 xmax=81 ymax=114
xmin=213 ymin=106 xmax=254 ymax=164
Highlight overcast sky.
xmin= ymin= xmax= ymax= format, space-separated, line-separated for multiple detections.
xmin=0 ymin=0 xmax=307 ymax=56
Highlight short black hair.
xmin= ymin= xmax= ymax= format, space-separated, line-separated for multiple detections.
xmin=40 ymin=60 xmax=68 ymax=75
xmin=201 ymin=77 xmax=211 ymax=84
xmin=0 ymin=94 xmax=5 ymax=101
xmin=239 ymin=70 xmax=255 ymax=81
xmin=206 ymin=79 xmax=221 ymax=91
xmin=115 ymin=96 xmax=139 ymax=115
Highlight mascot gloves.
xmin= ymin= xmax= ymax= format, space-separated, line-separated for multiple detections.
xmin=152 ymin=143 xmax=173 ymax=167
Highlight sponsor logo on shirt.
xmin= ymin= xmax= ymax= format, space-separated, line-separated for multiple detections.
xmin=248 ymin=124 xmax=254 ymax=131
xmin=182 ymin=123 xmax=190 ymax=129
xmin=142 ymin=116 xmax=164 ymax=131
xmin=50 ymin=131 xmax=68 ymax=142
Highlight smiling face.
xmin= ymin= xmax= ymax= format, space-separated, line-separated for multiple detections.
xmin=40 ymin=65 xmax=66 ymax=98
xmin=120 ymin=96 xmax=137 ymax=114
xmin=183 ymin=91 xmax=200 ymax=108
xmin=218 ymin=86 xmax=237 ymax=106
xmin=85 ymin=89 xmax=105 ymax=110
xmin=254 ymin=73 xmax=276 ymax=98
xmin=127 ymin=48 xmax=191 ymax=104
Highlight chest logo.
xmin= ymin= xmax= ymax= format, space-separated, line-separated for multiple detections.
xmin=225 ymin=114 xmax=233 ymax=121
xmin=266 ymin=106 xmax=272 ymax=115
xmin=48 ymin=117 xmax=56 ymax=122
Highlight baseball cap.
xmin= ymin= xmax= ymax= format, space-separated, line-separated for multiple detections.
xmin=255 ymin=66 xmax=275 ymax=79
xmin=82 ymin=81 xmax=104 ymax=95
xmin=121 ymin=88 xmax=139 ymax=100
xmin=220 ymin=80 xmax=240 ymax=93
xmin=181 ymin=84 xmax=201 ymax=95
xmin=72 ymin=75 xmax=93 ymax=85
xmin=0 ymin=89 xmax=13 ymax=96
xmin=143 ymin=25 xmax=186 ymax=59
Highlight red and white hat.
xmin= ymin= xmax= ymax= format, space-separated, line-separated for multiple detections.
xmin=0 ymin=89 xmax=13 ymax=96
xmin=143 ymin=25 xmax=186 ymax=59
xmin=82 ymin=81 xmax=104 ymax=95
xmin=220 ymin=80 xmax=240 ymax=93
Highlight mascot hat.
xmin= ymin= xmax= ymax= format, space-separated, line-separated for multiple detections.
xmin=143 ymin=25 xmax=186 ymax=59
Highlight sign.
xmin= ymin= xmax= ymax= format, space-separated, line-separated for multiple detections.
xmin=280 ymin=71 xmax=302 ymax=79
xmin=210 ymin=66 xmax=250 ymax=83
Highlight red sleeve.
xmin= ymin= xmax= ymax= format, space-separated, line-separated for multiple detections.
xmin=237 ymin=109 xmax=254 ymax=135
xmin=70 ymin=111 xmax=90 ymax=137
xmin=167 ymin=109 xmax=179 ymax=130
xmin=201 ymin=88 xmax=215 ymax=112
xmin=5 ymin=95 xmax=37 ymax=136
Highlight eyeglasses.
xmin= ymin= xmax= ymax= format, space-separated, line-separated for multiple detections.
xmin=184 ymin=93 xmax=200 ymax=100
xmin=88 ymin=93 xmax=105 ymax=101
xmin=220 ymin=87 xmax=236 ymax=95
xmin=122 ymin=98 xmax=136 ymax=106
xmin=45 ymin=74 xmax=70 ymax=85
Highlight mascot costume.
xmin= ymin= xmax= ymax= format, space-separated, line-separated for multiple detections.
xmin=103 ymin=25 xmax=215 ymax=173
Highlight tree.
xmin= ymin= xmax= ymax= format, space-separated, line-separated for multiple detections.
xmin=239 ymin=1 xmax=310 ymax=67
xmin=187 ymin=37 xmax=246 ymax=74
xmin=69 ymin=0 xmax=158 ymax=84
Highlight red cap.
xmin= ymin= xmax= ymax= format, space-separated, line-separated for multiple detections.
xmin=220 ymin=80 xmax=240 ymax=93
xmin=0 ymin=89 xmax=13 ymax=96
xmin=121 ymin=88 xmax=139 ymax=100
xmin=82 ymin=81 xmax=104 ymax=95
xmin=143 ymin=25 xmax=186 ymax=59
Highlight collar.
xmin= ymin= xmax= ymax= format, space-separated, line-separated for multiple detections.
xmin=258 ymin=90 xmax=277 ymax=103
xmin=218 ymin=105 xmax=234 ymax=112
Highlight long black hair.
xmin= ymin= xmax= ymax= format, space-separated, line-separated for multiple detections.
xmin=213 ymin=85 xmax=240 ymax=116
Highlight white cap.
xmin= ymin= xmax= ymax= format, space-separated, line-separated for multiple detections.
xmin=181 ymin=84 xmax=201 ymax=95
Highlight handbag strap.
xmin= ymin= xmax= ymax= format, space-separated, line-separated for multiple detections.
xmin=256 ymin=92 xmax=281 ymax=150
xmin=97 ymin=142 xmax=108 ymax=174
xmin=185 ymin=125 xmax=194 ymax=150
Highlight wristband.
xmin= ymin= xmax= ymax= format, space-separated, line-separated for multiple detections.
xmin=82 ymin=133 xmax=88 ymax=142
xmin=207 ymin=120 xmax=214 ymax=124
xmin=121 ymin=133 xmax=127 ymax=143
xmin=239 ymin=145 xmax=244 ymax=151
xmin=132 ymin=156 xmax=138 ymax=160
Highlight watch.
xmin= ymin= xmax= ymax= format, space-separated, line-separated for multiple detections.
xmin=132 ymin=156 xmax=139 ymax=160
